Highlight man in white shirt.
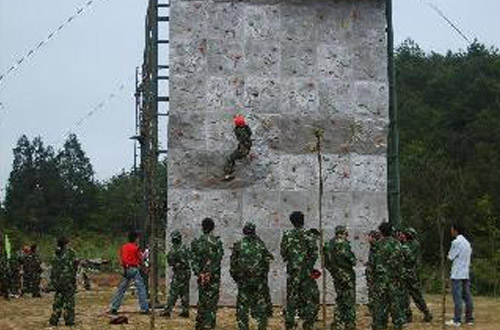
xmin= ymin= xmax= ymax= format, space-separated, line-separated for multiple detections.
xmin=446 ymin=223 xmax=474 ymax=327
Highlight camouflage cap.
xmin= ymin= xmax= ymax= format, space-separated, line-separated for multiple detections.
xmin=243 ymin=222 xmax=256 ymax=235
xmin=335 ymin=225 xmax=348 ymax=236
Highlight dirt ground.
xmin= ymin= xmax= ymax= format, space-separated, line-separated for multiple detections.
xmin=0 ymin=289 xmax=499 ymax=330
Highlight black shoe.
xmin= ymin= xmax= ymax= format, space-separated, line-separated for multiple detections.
xmin=160 ymin=310 xmax=171 ymax=317
xmin=65 ymin=322 xmax=75 ymax=326
xmin=179 ymin=311 xmax=189 ymax=318
xmin=223 ymin=174 xmax=235 ymax=181
xmin=424 ymin=313 xmax=433 ymax=323
xmin=109 ymin=309 xmax=118 ymax=315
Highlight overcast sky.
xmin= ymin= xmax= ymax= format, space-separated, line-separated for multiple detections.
xmin=1 ymin=0 xmax=499 ymax=197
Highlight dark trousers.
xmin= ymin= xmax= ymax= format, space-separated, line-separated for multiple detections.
xmin=451 ymin=279 xmax=474 ymax=323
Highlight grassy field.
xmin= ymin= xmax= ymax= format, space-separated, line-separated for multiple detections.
xmin=0 ymin=289 xmax=499 ymax=330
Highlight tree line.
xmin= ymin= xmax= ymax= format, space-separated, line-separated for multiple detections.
xmin=397 ymin=41 xmax=500 ymax=295
xmin=0 ymin=133 xmax=148 ymax=236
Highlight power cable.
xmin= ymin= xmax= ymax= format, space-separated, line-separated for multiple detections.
xmin=0 ymin=0 xmax=106 ymax=87
xmin=55 ymin=81 xmax=125 ymax=146
xmin=419 ymin=0 xmax=472 ymax=44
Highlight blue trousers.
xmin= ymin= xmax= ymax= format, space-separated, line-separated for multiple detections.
xmin=110 ymin=267 xmax=149 ymax=312
xmin=451 ymin=279 xmax=474 ymax=323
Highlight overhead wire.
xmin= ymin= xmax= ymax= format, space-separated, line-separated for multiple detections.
xmin=55 ymin=81 xmax=126 ymax=146
xmin=0 ymin=0 xmax=106 ymax=87
xmin=419 ymin=0 xmax=472 ymax=45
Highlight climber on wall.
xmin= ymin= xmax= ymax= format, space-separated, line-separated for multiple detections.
xmin=223 ymin=114 xmax=253 ymax=181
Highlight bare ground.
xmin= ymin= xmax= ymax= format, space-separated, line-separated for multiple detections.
xmin=0 ymin=289 xmax=499 ymax=330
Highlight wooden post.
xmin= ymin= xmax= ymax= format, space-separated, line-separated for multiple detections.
xmin=315 ymin=128 xmax=327 ymax=329
xmin=439 ymin=216 xmax=447 ymax=330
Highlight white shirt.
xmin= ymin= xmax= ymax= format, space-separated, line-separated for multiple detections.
xmin=448 ymin=234 xmax=472 ymax=279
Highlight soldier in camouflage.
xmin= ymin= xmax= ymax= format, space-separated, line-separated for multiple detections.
xmin=223 ymin=114 xmax=252 ymax=181
xmin=366 ymin=230 xmax=381 ymax=320
xmin=0 ymin=234 xmax=9 ymax=300
xmin=400 ymin=228 xmax=433 ymax=323
xmin=49 ymin=237 xmax=78 ymax=327
xmin=230 ymin=222 xmax=273 ymax=330
xmin=162 ymin=230 xmax=191 ymax=318
xmin=305 ymin=228 xmax=321 ymax=322
xmin=394 ymin=227 xmax=410 ymax=324
xmin=191 ymin=218 xmax=224 ymax=330
xmin=281 ymin=211 xmax=320 ymax=330
xmin=24 ymin=244 xmax=42 ymax=297
xmin=8 ymin=248 xmax=23 ymax=297
xmin=371 ymin=223 xmax=405 ymax=330
xmin=257 ymin=233 xmax=274 ymax=319
xmin=324 ymin=226 xmax=356 ymax=330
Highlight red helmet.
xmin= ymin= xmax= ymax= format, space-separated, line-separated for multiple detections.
xmin=234 ymin=114 xmax=246 ymax=127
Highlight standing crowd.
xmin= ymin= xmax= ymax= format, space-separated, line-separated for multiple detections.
xmin=0 ymin=213 xmax=473 ymax=329
xmin=0 ymin=236 xmax=79 ymax=327
xmin=108 ymin=211 xmax=473 ymax=330
xmin=0 ymin=242 xmax=42 ymax=299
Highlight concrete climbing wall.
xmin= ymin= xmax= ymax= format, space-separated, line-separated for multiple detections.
xmin=167 ymin=0 xmax=388 ymax=305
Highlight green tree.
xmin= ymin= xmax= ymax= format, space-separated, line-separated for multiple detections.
xmin=57 ymin=133 xmax=98 ymax=228
xmin=397 ymin=40 xmax=500 ymax=295
xmin=90 ymin=170 xmax=142 ymax=234
xmin=4 ymin=136 xmax=64 ymax=233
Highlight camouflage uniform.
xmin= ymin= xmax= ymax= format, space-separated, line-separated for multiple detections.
xmin=0 ymin=247 xmax=8 ymax=299
xmin=164 ymin=231 xmax=191 ymax=317
xmin=257 ymin=235 xmax=274 ymax=319
xmin=24 ymin=250 xmax=42 ymax=297
xmin=191 ymin=231 xmax=224 ymax=330
xmin=324 ymin=226 xmax=356 ymax=330
xmin=366 ymin=231 xmax=381 ymax=320
xmin=49 ymin=246 xmax=78 ymax=326
xmin=230 ymin=223 xmax=273 ymax=330
xmin=401 ymin=228 xmax=432 ymax=322
xmin=223 ymin=125 xmax=252 ymax=177
xmin=281 ymin=228 xmax=320 ymax=330
xmin=372 ymin=234 xmax=405 ymax=330
xmin=8 ymin=252 xmax=23 ymax=296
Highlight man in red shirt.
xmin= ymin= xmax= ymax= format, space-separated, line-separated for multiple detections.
xmin=109 ymin=231 xmax=149 ymax=314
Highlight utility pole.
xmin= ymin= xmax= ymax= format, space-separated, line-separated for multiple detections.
xmin=133 ymin=66 xmax=141 ymax=173
xmin=386 ymin=0 xmax=400 ymax=226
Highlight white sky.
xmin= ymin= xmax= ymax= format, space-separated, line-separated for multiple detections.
xmin=1 ymin=0 xmax=499 ymax=198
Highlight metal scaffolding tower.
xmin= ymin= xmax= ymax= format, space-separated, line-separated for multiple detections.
xmin=133 ymin=0 xmax=169 ymax=327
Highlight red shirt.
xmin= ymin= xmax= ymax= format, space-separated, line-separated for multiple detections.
xmin=120 ymin=242 xmax=142 ymax=267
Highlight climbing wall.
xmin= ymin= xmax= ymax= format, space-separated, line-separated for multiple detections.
xmin=168 ymin=0 xmax=388 ymax=305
